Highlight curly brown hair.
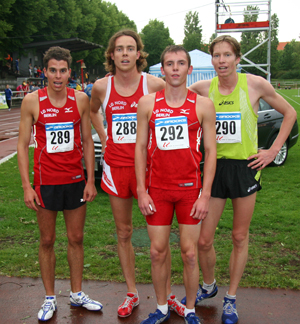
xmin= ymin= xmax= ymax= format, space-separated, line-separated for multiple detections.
xmin=209 ymin=35 xmax=242 ymax=58
xmin=104 ymin=29 xmax=148 ymax=74
xmin=43 ymin=46 xmax=72 ymax=69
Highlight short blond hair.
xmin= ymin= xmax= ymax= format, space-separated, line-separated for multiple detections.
xmin=209 ymin=35 xmax=242 ymax=58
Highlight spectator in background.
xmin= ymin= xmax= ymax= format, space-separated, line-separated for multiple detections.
xmin=85 ymin=71 xmax=89 ymax=83
xmin=76 ymin=81 xmax=82 ymax=91
xmin=16 ymin=83 xmax=23 ymax=97
xmin=40 ymin=70 xmax=45 ymax=87
xmin=15 ymin=58 xmax=20 ymax=74
xmin=37 ymin=66 xmax=42 ymax=77
xmin=34 ymin=65 xmax=38 ymax=77
xmin=22 ymin=81 xmax=29 ymax=96
xmin=29 ymin=63 xmax=33 ymax=77
xmin=5 ymin=84 xmax=13 ymax=111
xmin=84 ymin=80 xmax=93 ymax=99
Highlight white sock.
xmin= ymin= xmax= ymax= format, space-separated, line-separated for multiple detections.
xmin=225 ymin=292 xmax=236 ymax=300
xmin=203 ymin=279 xmax=216 ymax=293
xmin=45 ymin=295 xmax=56 ymax=300
xmin=157 ymin=303 xmax=168 ymax=315
xmin=184 ymin=307 xmax=195 ymax=316
xmin=71 ymin=291 xmax=82 ymax=298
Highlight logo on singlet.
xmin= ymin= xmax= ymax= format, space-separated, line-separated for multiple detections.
xmin=131 ymin=101 xmax=138 ymax=108
xmin=219 ymin=101 xmax=234 ymax=106
xmin=180 ymin=109 xmax=190 ymax=115
xmin=65 ymin=107 xmax=73 ymax=113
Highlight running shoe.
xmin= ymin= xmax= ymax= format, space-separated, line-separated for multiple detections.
xmin=184 ymin=312 xmax=201 ymax=324
xmin=140 ymin=308 xmax=170 ymax=324
xmin=38 ymin=296 xmax=57 ymax=321
xmin=167 ymin=294 xmax=185 ymax=317
xmin=118 ymin=292 xmax=139 ymax=317
xmin=70 ymin=291 xmax=103 ymax=311
xmin=222 ymin=297 xmax=238 ymax=324
xmin=181 ymin=283 xmax=218 ymax=306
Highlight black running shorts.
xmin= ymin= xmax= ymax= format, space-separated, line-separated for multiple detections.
xmin=211 ymin=159 xmax=262 ymax=199
xmin=34 ymin=180 xmax=86 ymax=211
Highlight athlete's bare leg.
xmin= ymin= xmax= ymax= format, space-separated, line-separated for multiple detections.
xmin=147 ymin=225 xmax=171 ymax=305
xmin=166 ymin=245 xmax=172 ymax=295
xmin=64 ymin=204 xmax=86 ymax=293
xmin=198 ymin=197 xmax=227 ymax=285
xmin=36 ymin=207 xmax=58 ymax=295
xmin=109 ymin=195 xmax=137 ymax=293
xmin=179 ymin=223 xmax=201 ymax=309
xmin=228 ymin=193 xmax=256 ymax=296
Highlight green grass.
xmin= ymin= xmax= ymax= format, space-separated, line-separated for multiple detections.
xmin=0 ymin=90 xmax=299 ymax=289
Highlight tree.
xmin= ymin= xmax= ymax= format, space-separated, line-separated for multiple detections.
xmin=140 ymin=19 xmax=174 ymax=71
xmin=182 ymin=11 xmax=205 ymax=52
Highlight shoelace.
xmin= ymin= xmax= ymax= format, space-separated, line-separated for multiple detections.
xmin=223 ymin=301 xmax=235 ymax=314
xmin=121 ymin=296 xmax=133 ymax=308
xmin=42 ymin=300 xmax=54 ymax=311
xmin=83 ymin=295 xmax=93 ymax=303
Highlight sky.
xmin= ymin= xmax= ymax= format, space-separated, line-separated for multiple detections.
xmin=111 ymin=0 xmax=299 ymax=45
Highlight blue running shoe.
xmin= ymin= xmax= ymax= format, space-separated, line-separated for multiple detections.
xmin=140 ymin=309 xmax=170 ymax=324
xmin=38 ymin=296 xmax=57 ymax=321
xmin=222 ymin=297 xmax=238 ymax=324
xmin=181 ymin=283 xmax=218 ymax=306
xmin=70 ymin=291 xmax=103 ymax=311
xmin=184 ymin=312 xmax=201 ymax=324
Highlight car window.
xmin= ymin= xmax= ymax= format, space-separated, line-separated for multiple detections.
xmin=259 ymin=99 xmax=272 ymax=111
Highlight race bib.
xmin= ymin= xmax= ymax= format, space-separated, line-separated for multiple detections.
xmin=46 ymin=122 xmax=74 ymax=153
xmin=112 ymin=113 xmax=137 ymax=144
xmin=216 ymin=112 xmax=241 ymax=143
xmin=155 ymin=116 xmax=189 ymax=150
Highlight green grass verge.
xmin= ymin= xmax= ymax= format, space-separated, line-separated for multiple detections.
xmin=0 ymin=90 xmax=299 ymax=289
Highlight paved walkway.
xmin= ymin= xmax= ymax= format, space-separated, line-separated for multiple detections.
xmin=0 ymin=276 xmax=299 ymax=324
xmin=1 ymin=107 xmax=299 ymax=324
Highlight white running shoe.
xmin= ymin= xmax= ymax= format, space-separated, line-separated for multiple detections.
xmin=38 ymin=296 xmax=57 ymax=321
xmin=70 ymin=291 xmax=103 ymax=311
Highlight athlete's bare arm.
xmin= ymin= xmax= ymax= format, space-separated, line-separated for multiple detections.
xmin=246 ymin=74 xmax=297 ymax=170
xmin=190 ymin=96 xmax=217 ymax=220
xmin=17 ymin=92 xmax=40 ymax=211
xmin=76 ymin=91 xmax=97 ymax=202
xmin=189 ymin=80 xmax=212 ymax=97
xmin=135 ymin=94 xmax=156 ymax=216
xmin=146 ymin=74 xmax=166 ymax=93
xmin=90 ymin=78 xmax=108 ymax=152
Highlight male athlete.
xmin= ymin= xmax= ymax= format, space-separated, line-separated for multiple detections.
xmin=135 ymin=45 xmax=217 ymax=324
xmin=90 ymin=29 xmax=185 ymax=318
xmin=17 ymin=46 xmax=102 ymax=321
xmin=181 ymin=35 xmax=297 ymax=324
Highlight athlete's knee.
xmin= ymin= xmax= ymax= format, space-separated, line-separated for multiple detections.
xmin=67 ymin=231 xmax=84 ymax=246
xmin=181 ymin=247 xmax=198 ymax=268
xmin=198 ymin=235 xmax=214 ymax=253
xmin=150 ymin=245 xmax=167 ymax=265
xmin=115 ymin=223 xmax=133 ymax=247
xmin=40 ymin=233 xmax=56 ymax=249
xmin=232 ymin=230 xmax=249 ymax=249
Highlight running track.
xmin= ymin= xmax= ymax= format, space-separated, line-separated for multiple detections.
xmin=0 ymin=107 xmax=34 ymax=162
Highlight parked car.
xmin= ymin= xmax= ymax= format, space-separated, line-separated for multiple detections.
xmin=257 ymin=99 xmax=298 ymax=166
xmin=86 ymin=99 xmax=298 ymax=179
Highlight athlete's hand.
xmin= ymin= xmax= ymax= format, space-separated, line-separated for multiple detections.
xmin=83 ymin=182 xmax=97 ymax=202
xmin=247 ymin=149 xmax=276 ymax=171
xmin=138 ymin=192 xmax=156 ymax=216
xmin=24 ymin=187 xmax=40 ymax=211
xmin=190 ymin=194 xmax=209 ymax=220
